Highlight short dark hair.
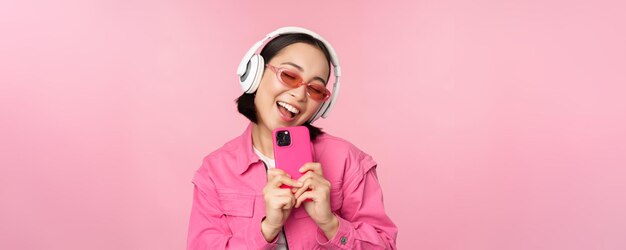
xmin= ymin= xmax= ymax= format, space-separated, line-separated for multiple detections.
xmin=236 ymin=33 xmax=333 ymax=141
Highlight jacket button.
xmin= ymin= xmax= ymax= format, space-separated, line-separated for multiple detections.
xmin=340 ymin=236 xmax=347 ymax=245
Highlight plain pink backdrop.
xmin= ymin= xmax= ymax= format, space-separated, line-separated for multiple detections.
xmin=1 ymin=0 xmax=625 ymax=249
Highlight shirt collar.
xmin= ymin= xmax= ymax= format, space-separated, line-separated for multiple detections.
xmin=235 ymin=123 xmax=262 ymax=175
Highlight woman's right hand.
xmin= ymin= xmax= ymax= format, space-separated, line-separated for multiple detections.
xmin=261 ymin=168 xmax=302 ymax=242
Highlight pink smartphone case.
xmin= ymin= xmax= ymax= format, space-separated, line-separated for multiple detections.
xmin=272 ymin=126 xmax=313 ymax=187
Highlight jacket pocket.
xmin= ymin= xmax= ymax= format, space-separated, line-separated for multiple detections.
xmin=217 ymin=190 xmax=256 ymax=218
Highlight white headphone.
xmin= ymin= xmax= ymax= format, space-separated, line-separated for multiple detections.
xmin=236 ymin=26 xmax=342 ymax=123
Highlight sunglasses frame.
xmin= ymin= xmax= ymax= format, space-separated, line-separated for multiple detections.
xmin=265 ymin=64 xmax=331 ymax=102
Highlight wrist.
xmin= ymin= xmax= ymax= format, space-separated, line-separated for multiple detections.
xmin=261 ymin=217 xmax=281 ymax=242
xmin=318 ymin=214 xmax=339 ymax=239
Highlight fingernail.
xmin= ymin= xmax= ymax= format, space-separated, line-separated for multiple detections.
xmin=299 ymin=167 xmax=304 ymax=172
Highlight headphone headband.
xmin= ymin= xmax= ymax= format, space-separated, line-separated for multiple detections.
xmin=237 ymin=26 xmax=341 ymax=123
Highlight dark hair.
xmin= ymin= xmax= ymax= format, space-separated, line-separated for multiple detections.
xmin=236 ymin=33 xmax=333 ymax=141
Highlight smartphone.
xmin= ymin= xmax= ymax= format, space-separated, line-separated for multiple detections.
xmin=272 ymin=126 xmax=313 ymax=188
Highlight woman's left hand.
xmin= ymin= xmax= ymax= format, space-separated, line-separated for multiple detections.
xmin=292 ymin=162 xmax=339 ymax=239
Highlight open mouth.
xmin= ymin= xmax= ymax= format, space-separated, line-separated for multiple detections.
xmin=277 ymin=101 xmax=300 ymax=119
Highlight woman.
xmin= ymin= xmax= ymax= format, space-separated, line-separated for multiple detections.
xmin=187 ymin=27 xmax=397 ymax=249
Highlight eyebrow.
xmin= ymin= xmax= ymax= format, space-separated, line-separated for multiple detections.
xmin=280 ymin=62 xmax=327 ymax=85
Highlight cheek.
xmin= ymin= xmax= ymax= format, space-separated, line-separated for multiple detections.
xmin=257 ymin=76 xmax=283 ymax=97
xmin=304 ymin=102 xmax=322 ymax=115
xmin=255 ymin=80 xmax=274 ymax=102
xmin=254 ymin=80 xmax=282 ymax=114
xmin=253 ymin=93 xmax=271 ymax=112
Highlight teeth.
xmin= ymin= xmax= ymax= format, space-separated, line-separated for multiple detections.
xmin=278 ymin=101 xmax=300 ymax=114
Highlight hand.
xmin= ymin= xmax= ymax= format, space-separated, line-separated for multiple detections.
xmin=292 ymin=162 xmax=339 ymax=239
xmin=261 ymin=168 xmax=303 ymax=242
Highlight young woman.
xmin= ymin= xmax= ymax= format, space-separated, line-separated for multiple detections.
xmin=187 ymin=27 xmax=397 ymax=249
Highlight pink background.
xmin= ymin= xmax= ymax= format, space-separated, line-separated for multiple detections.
xmin=2 ymin=0 xmax=625 ymax=249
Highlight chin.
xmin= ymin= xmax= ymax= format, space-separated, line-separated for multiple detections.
xmin=260 ymin=113 xmax=308 ymax=131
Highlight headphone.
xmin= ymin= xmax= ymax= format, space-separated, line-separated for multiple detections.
xmin=236 ymin=26 xmax=342 ymax=123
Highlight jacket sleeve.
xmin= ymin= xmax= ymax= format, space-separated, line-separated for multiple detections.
xmin=315 ymin=149 xmax=398 ymax=249
xmin=186 ymin=162 xmax=278 ymax=250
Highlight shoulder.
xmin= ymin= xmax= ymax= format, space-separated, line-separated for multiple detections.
xmin=313 ymin=132 xmax=378 ymax=176
xmin=314 ymin=132 xmax=360 ymax=153
xmin=193 ymin=135 xmax=246 ymax=185
xmin=202 ymin=135 xmax=244 ymax=163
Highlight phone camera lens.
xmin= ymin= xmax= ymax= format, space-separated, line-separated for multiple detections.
xmin=276 ymin=130 xmax=291 ymax=146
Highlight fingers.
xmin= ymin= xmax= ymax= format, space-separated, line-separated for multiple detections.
xmin=273 ymin=195 xmax=296 ymax=210
xmin=293 ymin=171 xmax=330 ymax=199
xmin=264 ymin=169 xmax=302 ymax=212
xmin=264 ymin=187 xmax=292 ymax=200
xmin=265 ymin=186 xmax=296 ymax=210
xmin=272 ymin=175 xmax=303 ymax=188
xmin=295 ymin=191 xmax=315 ymax=208
xmin=299 ymin=162 xmax=323 ymax=176
xmin=267 ymin=169 xmax=303 ymax=188
xmin=267 ymin=168 xmax=288 ymax=180
xmin=293 ymin=178 xmax=312 ymax=199
xmin=274 ymin=188 xmax=293 ymax=197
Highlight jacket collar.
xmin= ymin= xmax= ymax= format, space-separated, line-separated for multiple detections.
xmin=235 ymin=123 xmax=262 ymax=175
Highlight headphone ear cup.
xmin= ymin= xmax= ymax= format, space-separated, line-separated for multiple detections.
xmin=239 ymin=55 xmax=265 ymax=93
xmin=242 ymin=55 xmax=264 ymax=93
xmin=248 ymin=56 xmax=264 ymax=93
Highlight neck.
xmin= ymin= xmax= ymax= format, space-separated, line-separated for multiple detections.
xmin=251 ymin=122 xmax=274 ymax=159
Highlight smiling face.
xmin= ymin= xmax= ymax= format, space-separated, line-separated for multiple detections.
xmin=254 ymin=42 xmax=331 ymax=133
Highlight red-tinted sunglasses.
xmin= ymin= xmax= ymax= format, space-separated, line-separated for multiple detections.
xmin=265 ymin=64 xmax=331 ymax=102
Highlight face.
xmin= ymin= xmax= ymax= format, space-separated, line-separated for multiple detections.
xmin=254 ymin=42 xmax=330 ymax=132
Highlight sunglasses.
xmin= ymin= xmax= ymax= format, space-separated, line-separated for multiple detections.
xmin=265 ymin=64 xmax=331 ymax=102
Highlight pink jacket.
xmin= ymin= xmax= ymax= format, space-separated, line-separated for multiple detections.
xmin=187 ymin=124 xmax=397 ymax=249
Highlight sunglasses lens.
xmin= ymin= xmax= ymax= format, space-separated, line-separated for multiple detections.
xmin=308 ymin=84 xmax=329 ymax=101
xmin=279 ymin=70 xmax=300 ymax=87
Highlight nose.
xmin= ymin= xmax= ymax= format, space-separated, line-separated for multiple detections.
xmin=289 ymin=84 xmax=308 ymax=101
